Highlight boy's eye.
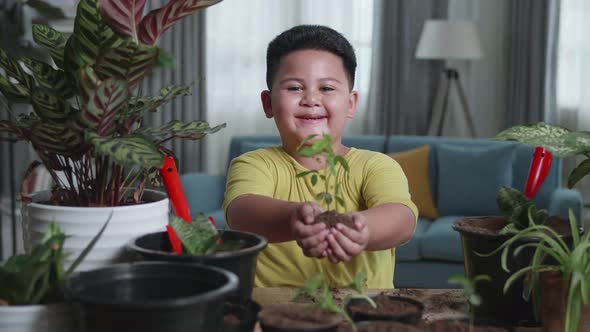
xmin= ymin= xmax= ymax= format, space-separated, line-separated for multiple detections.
xmin=321 ymin=86 xmax=335 ymax=92
xmin=287 ymin=86 xmax=302 ymax=91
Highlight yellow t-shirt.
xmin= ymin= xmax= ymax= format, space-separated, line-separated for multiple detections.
xmin=223 ymin=146 xmax=417 ymax=289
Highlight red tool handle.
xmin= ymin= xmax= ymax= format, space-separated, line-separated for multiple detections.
xmin=160 ymin=156 xmax=190 ymax=254
xmin=524 ymin=147 xmax=553 ymax=199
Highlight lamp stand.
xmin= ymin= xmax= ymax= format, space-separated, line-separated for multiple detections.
xmin=427 ymin=68 xmax=477 ymax=137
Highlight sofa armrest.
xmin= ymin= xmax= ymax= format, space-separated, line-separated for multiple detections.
xmin=548 ymin=188 xmax=583 ymax=224
xmin=180 ymin=172 xmax=226 ymax=216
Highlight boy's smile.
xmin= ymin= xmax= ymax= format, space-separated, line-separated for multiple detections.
xmin=261 ymin=49 xmax=358 ymax=156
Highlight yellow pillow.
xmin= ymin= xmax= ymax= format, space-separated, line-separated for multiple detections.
xmin=387 ymin=145 xmax=439 ymax=220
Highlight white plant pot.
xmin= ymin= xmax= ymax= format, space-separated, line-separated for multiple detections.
xmin=0 ymin=303 xmax=75 ymax=332
xmin=21 ymin=189 xmax=169 ymax=271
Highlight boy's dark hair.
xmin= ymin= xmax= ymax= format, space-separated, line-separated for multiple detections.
xmin=266 ymin=25 xmax=357 ymax=90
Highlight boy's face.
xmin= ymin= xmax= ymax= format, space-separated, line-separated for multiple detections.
xmin=261 ymin=49 xmax=358 ymax=150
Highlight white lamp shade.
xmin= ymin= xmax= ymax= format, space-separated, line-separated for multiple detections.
xmin=415 ymin=20 xmax=483 ymax=60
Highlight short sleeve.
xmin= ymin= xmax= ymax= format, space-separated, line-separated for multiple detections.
xmin=222 ymin=151 xmax=275 ymax=219
xmin=361 ymin=153 xmax=418 ymax=220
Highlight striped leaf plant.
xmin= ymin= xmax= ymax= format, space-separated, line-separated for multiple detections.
xmin=0 ymin=0 xmax=225 ymax=206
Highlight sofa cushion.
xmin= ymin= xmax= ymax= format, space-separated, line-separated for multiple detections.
xmin=395 ymin=217 xmax=431 ymax=261
xmin=420 ymin=215 xmax=465 ymax=262
xmin=388 ymin=145 xmax=439 ymax=220
xmin=240 ymin=141 xmax=279 ymax=155
xmin=436 ymin=143 xmax=516 ymax=216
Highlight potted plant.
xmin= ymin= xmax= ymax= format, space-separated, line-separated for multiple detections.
xmin=258 ymin=272 xmax=375 ymax=332
xmin=452 ymin=185 xmax=575 ymax=326
xmin=0 ymin=215 xmax=108 ymax=332
xmin=0 ymin=0 xmax=224 ymax=270
xmin=127 ymin=213 xmax=268 ymax=302
xmin=295 ymin=133 xmax=355 ymax=228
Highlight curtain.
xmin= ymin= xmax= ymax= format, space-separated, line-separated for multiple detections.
xmin=556 ymin=0 xmax=590 ymax=221
xmin=504 ymin=0 xmax=560 ymax=127
xmin=203 ymin=0 xmax=375 ymax=174
xmin=365 ymin=0 xmax=448 ymax=136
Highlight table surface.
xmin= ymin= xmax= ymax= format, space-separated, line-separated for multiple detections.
xmin=250 ymin=287 xmax=541 ymax=332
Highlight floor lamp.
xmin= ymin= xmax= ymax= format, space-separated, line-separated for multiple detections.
xmin=415 ymin=20 xmax=483 ymax=137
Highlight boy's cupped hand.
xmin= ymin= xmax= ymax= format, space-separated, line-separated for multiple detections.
xmin=290 ymin=202 xmax=329 ymax=258
xmin=326 ymin=212 xmax=368 ymax=263
xmin=291 ymin=202 xmax=369 ymax=262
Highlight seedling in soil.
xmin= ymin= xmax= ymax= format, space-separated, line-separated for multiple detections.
xmin=169 ymin=214 xmax=241 ymax=254
xmin=448 ymin=273 xmax=492 ymax=332
xmin=290 ymin=272 xmax=376 ymax=330
xmin=296 ymin=134 xmax=355 ymax=228
xmin=496 ymin=186 xmax=550 ymax=235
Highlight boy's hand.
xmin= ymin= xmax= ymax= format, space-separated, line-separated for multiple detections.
xmin=291 ymin=202 xmax=329 ymax=258
xmin=326 ymin=212 xmax=369 ymax=263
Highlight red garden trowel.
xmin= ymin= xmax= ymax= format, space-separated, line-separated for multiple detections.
xmin=160 ymin=156 xmax=218 ymax=254
xmin=524 ymin=147 xmax=553 ymax=199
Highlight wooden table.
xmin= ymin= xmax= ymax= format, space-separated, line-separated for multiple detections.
xmin=251 ymin=288 xmax=541 ymax=331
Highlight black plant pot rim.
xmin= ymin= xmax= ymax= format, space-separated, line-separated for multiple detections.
xmin=65 ymin=261 xmax=238 ymax=309
xmin=451 ymin=216 xmax=582 ymax=242
xmin=127 ymin=230 xmax=268 ymax=260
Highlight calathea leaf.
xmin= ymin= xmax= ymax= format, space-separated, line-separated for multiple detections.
xmin=0 ymin=120 xmax=29 ymax=140
xmin=86 ymin=131 xmax=164 ymax=168
xmin=127 ymin=84 xmax=192 ymax=115
xmin=79 ymin=65 xmax=102 ymax=103
xmin=169 ymin=214 xmax=218 ymax=255
xmin=94 ymin=39 xmax=159 ymax=92
xmin=80 ymin=79 xmax=128 ymax=136
xmin=22 ymin=58 xmax=73 ymax=99
xmin=0 ymin=75 xmax=30 ymax=103
xmin=32 ymin=25 xmax=68 ymax=69
xmin=139 ymin=120 xmax=226 ymax=140
xmin=99 ymin=0 xmax=147 ymax=42
xmin=31 ymin=122 xmax=85 ymax=157
xmin=31 ymin=90 xmax=72 ymax=122
xmin=0 ymin=49 xmax=34 ymax=90
xmin=137 ymin=0 xmax=222 ymax=45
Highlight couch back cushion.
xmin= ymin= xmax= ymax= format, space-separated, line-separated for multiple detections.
xmin=436 ymin=143 xmax=516 ymax=216
xmin=386 ymin=136 xmax=562 ymax=215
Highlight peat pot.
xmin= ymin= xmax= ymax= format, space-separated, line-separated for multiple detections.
xmin=65 ymin=262 xmax=238 ymax=332
xmin=127 ymin=229 xmax=267 ymax=301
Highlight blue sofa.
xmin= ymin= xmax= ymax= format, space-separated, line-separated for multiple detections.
xmin=180 ymin=135 xmax=583 ymax=288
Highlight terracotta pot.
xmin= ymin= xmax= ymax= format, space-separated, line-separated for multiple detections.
xmin=541 ymin=271 xmax=590 ymax=332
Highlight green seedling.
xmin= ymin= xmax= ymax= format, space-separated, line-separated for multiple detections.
xmin=296 ymin=134 xmax=350 ymax=211
xmin=448 ymin=274 xmax=492 ymax=332
xmin=497 ymin=186 xmax=549 ymax=235
xmin=290 ymin=272 xmax=376 ymax=331
xmin=169 ymin=214 xmax=241 ymax=254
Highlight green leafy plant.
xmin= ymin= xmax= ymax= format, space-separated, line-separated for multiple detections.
xmin=448 ymin=273 xmax=492 ymax=332
xmin=486 ymin=210 xmax=589 ymax=332
xmin=0 ymin=214 xmax=110 ymax=305
xmin=0 ymin=0 xmax=224 ymax=207
xmin=289 ymin=272 xmax=376 ymax=330
xmin=497 ymin=186 xmax=549 ymax=235
xmin=296 ymin=134 xmax=350 ymax=211
xmin=496 ymin=122 xmax=590 ymax=193
xmin=169 ymin=214 xmax=241 ymax=255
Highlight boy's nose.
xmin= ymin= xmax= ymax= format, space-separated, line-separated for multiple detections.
xmin=300 ymin=91 xmax=321 ymax=107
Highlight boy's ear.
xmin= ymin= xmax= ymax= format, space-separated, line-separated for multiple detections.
xmin=261 ymin=90 xmax=273 ymax=118
xmin=346 ymin=91 xmax=359 ymax=119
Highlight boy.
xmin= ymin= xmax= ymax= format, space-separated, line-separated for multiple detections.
xmin=223 ymin=25 xmax=417 ymax=288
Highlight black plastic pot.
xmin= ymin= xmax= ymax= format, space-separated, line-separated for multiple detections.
xmin=223 ymin=297 xmax=261 ymax=332
xmin=355 ymin=320 xmax=422 ymax=332
xmin=427 ymin=317 xmax=515 ymax=332
xmin=65 ymin=262 xmax=238 ymax=332
xmin=127 ymin=230 xmax=267 ymax=301
xmin=258 ymin=303 xmax=342 ymax=332
xmin=452 ymin=216 xmax=577 ymax=327
xmin=346 ymin=295 xmax=424 ymax=325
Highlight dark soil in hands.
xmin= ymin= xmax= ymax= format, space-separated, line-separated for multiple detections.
xmin=426 ymin=319 xmax=509 ymax=332
xmin=258 ymin=303 xmax=343 ymax=331
xmin=453 ymin=215 xmax=572 ymax=236
xmin=347 ymin=294 xmax=423 ymax=317
xmin=314 ymin=210 xmax=355 ymax=229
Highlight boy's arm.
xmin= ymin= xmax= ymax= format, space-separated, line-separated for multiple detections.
xmin=228 ymin=195 xmax=329 ymax=256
